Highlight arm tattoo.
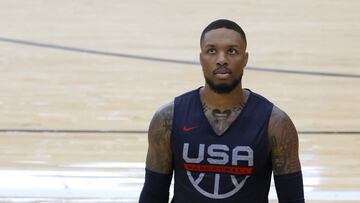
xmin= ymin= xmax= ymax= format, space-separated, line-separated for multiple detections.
xmin=145 ymin=101 xmax=174 ymax=174
xmin=269 ymin=106 xmax=301 ymax=175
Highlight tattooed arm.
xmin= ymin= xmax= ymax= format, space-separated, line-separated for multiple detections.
xmin=269 ymin=105 xmax=301 ymax=175
xmin=146 ymin=101 xmax=174 ymax=174
xmin=139 ymin=101 xmax=174 ymax=203
xmin=268 ymin=105 xmax=304 ymax=202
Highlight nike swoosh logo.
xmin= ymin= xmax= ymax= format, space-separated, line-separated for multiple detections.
xmin=182 ymin=126 xmax=198 ymax=132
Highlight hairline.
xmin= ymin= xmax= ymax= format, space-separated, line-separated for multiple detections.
xmin=200 ymin=28 xmax=247 ymax=48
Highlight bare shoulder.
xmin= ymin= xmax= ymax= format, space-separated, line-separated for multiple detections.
xmin=145 ymin=101 xmax=174 ymax=174
xmin=268 ymin=105 xmax=301 ymax=175
xmin=150 ymin=101 xmax=174 ymax=134
xmin=268 ymin=105 xmax=294 ymax=134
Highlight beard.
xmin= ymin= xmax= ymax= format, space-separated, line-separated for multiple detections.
xmin=205 ymin=75 xmax=242 ymax=94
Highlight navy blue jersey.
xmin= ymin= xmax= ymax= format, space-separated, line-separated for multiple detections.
xmin=170 ymin=88 xmax=274 ymax=203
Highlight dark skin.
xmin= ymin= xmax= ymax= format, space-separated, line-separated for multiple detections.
xmin=145 ymin=102 xmax=174 ymax=174
xmin=145 ymin=28 xmax=301 ymax=176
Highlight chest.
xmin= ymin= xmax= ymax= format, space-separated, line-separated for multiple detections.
xmin=172 ymin=115 xmax=269 ymax=170
xmin=203 ymin=108 xmax=241 ymax=136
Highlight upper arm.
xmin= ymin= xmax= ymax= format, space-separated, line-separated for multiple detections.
xmin=145 ymin=101 xmax=174 ymax=174
xmin=268 ymin=105 xmax=301 ymax=175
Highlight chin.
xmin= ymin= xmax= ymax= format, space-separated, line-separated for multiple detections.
xmin=205 ymin=77 xmax=241 ymax=94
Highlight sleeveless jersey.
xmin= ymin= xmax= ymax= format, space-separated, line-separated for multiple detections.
xmin=170 ymin=88 xmax=274 ymax=203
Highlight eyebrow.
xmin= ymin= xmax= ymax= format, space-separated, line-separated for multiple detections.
xmin=229 ymin=45 xmax=241 ymax=48
xmin=205 ymin=44 xmax=216 ymax=48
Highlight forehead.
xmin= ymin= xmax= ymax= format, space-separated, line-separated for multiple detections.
xmin=201 ymin=28 xmax=246 ymax=48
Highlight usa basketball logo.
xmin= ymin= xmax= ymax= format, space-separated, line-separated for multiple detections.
xmin=182 ymin=143 xmax=253 ymax=199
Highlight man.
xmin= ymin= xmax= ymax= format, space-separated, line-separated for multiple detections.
xmin=139 ymin=19 xmax=304 ymax=203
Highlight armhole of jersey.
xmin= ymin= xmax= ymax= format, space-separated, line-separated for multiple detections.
xmin=266 ymin=104 xmax=274 ymax=154
xmin=170 ymin=98 xmax=178 ymax=155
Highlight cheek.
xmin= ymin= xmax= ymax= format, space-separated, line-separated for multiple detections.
xmin=200 ymin=54 xmax=209 ymax=64
xmin=232 ymin=57 xmax=247 ymax=68
xmin=202 ymin=65 xmax=212 ymax=78
xmin=200 ymin=56 xmax=213 ymax=71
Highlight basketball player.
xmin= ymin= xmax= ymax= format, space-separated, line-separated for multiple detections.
xmin=139 ymin=19 xmax=304 ymax=202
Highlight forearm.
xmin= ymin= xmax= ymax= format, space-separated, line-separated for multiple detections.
xmin=274 ymin=171 xmax=304 ymax=203
xmin=139 ymin=168 xmax=173 ymax=203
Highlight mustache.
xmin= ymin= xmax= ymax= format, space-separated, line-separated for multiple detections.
xmin=213 ymin=66 xmax=232 ymax=74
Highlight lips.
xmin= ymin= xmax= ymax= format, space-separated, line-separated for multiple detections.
xmin=213 ymin=67 xmax=231 ymax=74
xmin=213 ymin=67 xmax=231 ymax=80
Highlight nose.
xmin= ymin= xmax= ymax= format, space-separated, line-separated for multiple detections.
xmin=216 ymin=52 xmax=228 ymax=66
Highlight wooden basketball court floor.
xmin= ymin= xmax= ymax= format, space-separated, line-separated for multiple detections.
xmin=0 ymin=0 xmax=359 ymax=202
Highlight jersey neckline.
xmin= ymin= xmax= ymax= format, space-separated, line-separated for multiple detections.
xmin=195 ymin=87 xmax=253 ymax=136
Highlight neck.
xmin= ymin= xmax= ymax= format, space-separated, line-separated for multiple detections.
xmin=200 ymin=84 xmax=246 ymax=111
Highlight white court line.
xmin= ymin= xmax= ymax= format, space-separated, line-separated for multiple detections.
xmin=63 ymin=162 xmax=145 ymax=168
xmin=0 ymin=164 xmax=359 ymax=201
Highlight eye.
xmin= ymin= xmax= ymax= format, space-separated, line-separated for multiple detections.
xmin=228 ymin=48 xmax=238 ymax=55
xmin=207 ymin=48 xmax=216 ymax=54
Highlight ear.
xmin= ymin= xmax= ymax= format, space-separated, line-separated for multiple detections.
xmin=199 ymin=51 xmax=204 ymax=67
xmin=244 ymin=52 xmax=249 ymax=67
